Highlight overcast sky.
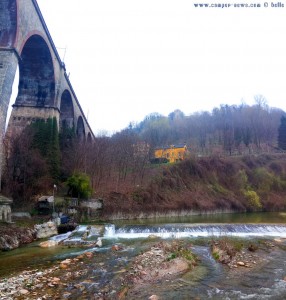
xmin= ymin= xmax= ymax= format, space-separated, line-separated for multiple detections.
xmin=20 ymin=1 xmax=286 ymax=134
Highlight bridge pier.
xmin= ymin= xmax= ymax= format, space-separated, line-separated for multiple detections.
xmin=0 ymin=0 xmax=95 ymax=174
xmin=0 ymin=49 xmax=18 ymax=191
xmin=0 ymin=49 xmax=18 ymax=136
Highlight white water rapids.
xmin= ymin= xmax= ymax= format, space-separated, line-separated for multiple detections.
xmin=104 ymin=223 xmax=286 ymax=239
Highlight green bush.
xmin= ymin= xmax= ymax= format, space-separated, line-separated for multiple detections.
xmin=251 ymin=167 xmax=286 ymax=192
xmin=167 ymin=253 xmax=177 ymax=261
xmin=179 ymin=248 xmax=197 ymax=263
xmin=244 ymin=190 xmax=262 ymax=209
xmin=212 ymin=250 xmax=220 ymax=261
xmin=252 ymin=168 xmax=275 ymax=192
xmin=66 ymin=172 xmax=93 ymax=199
xmin=211 ymin=182 xmax=228 ymax=195
xmin=236 ymin=169 xmax=249 ymax=190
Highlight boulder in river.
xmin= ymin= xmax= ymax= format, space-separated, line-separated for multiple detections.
xmin=35 ymin=221 xmax=58 ymax=239
xmin=0 ymin=226 xmax=36 ymax=250
xmin=39 ymin=240 xmax=58 ymax=248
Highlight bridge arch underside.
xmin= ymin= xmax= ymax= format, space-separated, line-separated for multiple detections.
xmin=60 ymin=90 xmax=74 ymax=130
xmin=77 ymin=116 xmax=85 ymax=140
xmin=0 ymin=0 xmax=17 ymax=47
xmin=16 ymin=35 xmax=55 ymax=108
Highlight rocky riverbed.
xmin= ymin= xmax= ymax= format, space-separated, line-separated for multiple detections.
xmin=1 ymin=237 xmax=285 ymax=300
xmin=0 ymin=252 xmax=92 ymax=300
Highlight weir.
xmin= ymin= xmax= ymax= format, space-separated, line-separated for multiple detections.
xmin=47 ymin=223 xmax=286 ymax=246
xmin=103 ymin=223 xmax=286 ymax=239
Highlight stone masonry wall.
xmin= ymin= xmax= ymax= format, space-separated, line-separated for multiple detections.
xmin=6 ymin=105 xmax=60 ymax=137
xmin=0 ymin=50 xmax=17 ymax=135
xmin=1 ymin=0 xmax=94 ymax=142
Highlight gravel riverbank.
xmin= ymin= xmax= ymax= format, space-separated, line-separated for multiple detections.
xmin=1 ymin=237 xmax=285 ymax=300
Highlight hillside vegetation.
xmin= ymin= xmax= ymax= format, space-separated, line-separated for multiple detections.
xmin=102 ymin=154 xmax=286 ymax=218
xmin=3 ymin=99 xmax=286 ymax=218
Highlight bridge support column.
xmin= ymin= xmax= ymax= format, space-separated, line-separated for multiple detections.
xmin=0 ymin=49 xmax=18 ymax=133
xmin=0 ymin=49 xmax=18 ymax=190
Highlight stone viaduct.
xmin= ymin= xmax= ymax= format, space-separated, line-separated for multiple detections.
xmin=0 ymin=0 xmax=94 ymax=144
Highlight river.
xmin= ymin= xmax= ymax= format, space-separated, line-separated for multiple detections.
xmin=1 ymin=211 xmax=286 ymax=299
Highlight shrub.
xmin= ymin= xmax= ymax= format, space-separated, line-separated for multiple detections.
xmin=236 ymin=169 xmax=249 ymax=190
xmin=131 ymin=187 xmax=145 ymax=203
xmin=66 ymin=172 xmax=92 ymax=199
xmin=164 ymin=241 xmax=197 ymax=264
xmin=252 ymin=168 xmax=275 ymax=192
xmin=167 ymin=253 xmax=177 ymax=261
xmin=211 ymin=182 xmax=228 ymax=195
xmin=211 ymin=237 xmax=244 ymax=263
xmin=244 ymin=190 xmax=262 ymax=209
xmin=212 ymin=250 xmax=220 ymax=261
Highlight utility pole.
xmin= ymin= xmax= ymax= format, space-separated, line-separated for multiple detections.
xmin=52 ymin=184 xmax=57 ymax=214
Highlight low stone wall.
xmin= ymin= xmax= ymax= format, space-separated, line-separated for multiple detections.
xmin=79 ymin=199 xmax=103 ymax=221
xmin=80 ymin=199 xmax=103 ymax=210
xmin=103 ymin=209 xmax=242 ymax=220
xmin=11 ymin=212 xmax=31 ymax=219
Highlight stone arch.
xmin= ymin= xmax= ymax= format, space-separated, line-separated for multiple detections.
xmin=60 ymin=90 xmax=74 ymax=130
xmin=16 ymin=34 xmax=55 ymax=107
xmin=76 ymin=116 xmax=85 ymax=140
xmin=0 ymin=0 xmax=17 ymax=47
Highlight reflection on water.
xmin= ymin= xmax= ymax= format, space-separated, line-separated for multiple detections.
xmin=0 ymin=241 xmax=84 ymax=277
xmin=113 ymin=211 xmax=286 ymax=226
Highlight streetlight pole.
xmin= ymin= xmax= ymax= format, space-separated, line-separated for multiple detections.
xmin=53 ymin=184 xmax=57 ymax=215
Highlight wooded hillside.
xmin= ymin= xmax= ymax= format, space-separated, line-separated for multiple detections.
xmin=102 ymin=154 xmax=286 ymax=218
xmin=131 ymin=97 xmax=284 ymax=156
xmin=3 ymin=98 xmax=286 ymax=213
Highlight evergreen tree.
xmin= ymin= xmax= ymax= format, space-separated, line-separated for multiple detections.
xmin=278 ymin=116 xmax=286 ymax=150
xmin=3 ymin=126 xmax=52 ymax=203
xmin=59 ymin=125 xmax=76 ymax=150
xmin=46 ymin=118 xmax=60 ymax=181
xmin=66 ymin=172 xmax=92 ymax=199
xmin=31 ymin=117 xmax=60 ymax=181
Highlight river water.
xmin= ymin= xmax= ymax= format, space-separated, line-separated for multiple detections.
xmin=1 ymin=211 xmax=286 ymax=299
